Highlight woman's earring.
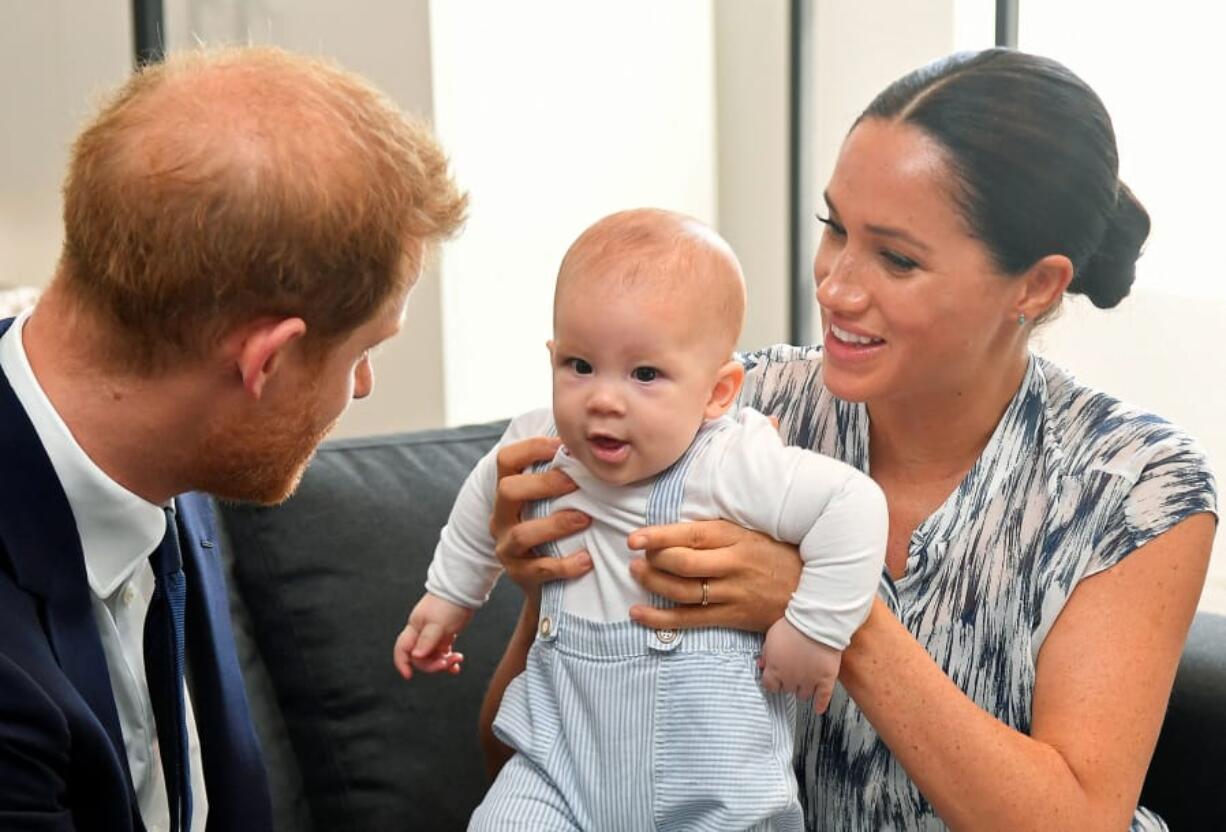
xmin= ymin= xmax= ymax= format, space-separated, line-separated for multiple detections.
xmin=1017 ymin=312 xmax=1027 ymax=326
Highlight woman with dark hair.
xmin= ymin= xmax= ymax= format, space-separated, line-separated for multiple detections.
xmin=481 ymin=49 xmax=1217 ymax=829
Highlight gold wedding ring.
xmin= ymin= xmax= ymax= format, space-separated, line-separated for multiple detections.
xmin=700 ymin=578 xmax=710 ymax=607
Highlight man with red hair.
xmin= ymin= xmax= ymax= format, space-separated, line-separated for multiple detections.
xmin=0 ymin=47 xmax=465 ymax=831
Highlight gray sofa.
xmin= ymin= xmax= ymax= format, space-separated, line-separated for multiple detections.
xmin=215 ymin=421 xmax=1226 ymax=831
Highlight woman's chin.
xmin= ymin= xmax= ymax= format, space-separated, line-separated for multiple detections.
xmin=821 ymin=370 xmax=878 ymax=404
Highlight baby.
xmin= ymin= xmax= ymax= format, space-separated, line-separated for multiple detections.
xmin=395 ymin=209 xmax=887 ymax=829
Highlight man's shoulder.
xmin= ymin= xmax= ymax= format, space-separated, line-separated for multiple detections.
xmin=0 ymin=646 xmax=71 ymax=754
xmin=0 ymin=583 xmax=127 ymax=828
xmin=0 ymin=559 xmax=62 ymax=700
xmin=0 ymin=557 xmax=41 ymax=630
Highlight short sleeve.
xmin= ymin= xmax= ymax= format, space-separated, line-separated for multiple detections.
xmin=735 ymin=343 xmax=821 ymax=414
xmin=1087 ymin=432 xmax=1218 ymax=576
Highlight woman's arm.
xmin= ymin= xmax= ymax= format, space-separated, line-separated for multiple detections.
xmin=840 ymin=512 xmax=1213 ymax=831
xmin=631 ymin=513 xmax=1215 ymax=830
xmin=476 ymin=436 xmax=593 ymax=778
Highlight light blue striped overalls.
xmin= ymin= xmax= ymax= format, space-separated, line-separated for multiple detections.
xmin=470 ymin=424 xmax=804 ymax=831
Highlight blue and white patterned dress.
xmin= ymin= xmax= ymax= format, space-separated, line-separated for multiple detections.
xmin=738 ymin=345 xmax=1218 ymax=832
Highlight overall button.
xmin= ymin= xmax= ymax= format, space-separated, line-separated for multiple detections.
xmin=539 ymin=616 xmax=553 ymax=637
xmin=655 ymin=628 xmax=678 ymax=644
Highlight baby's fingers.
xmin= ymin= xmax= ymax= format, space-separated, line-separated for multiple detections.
xmin=811 ymin=677 xmax=835 ymax=714
xmin=761 ymin=665 xmax=784 ymax=694
xmin=412 ymin=650 xmax=465 ymax=675
xmin=393 ymin=625 xmax=419 ymax=680
xmin=412 ymin=622 xmax=446 ymax=658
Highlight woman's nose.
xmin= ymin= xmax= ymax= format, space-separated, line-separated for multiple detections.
xmin=815 ymin=250 xmax=870 ymax=314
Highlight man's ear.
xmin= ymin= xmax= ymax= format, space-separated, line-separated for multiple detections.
xmin=231 ymin=318 xmax=308 ymax=399
xmin=1016 ymin=254 xmax=1074 ymax=323
xmin=704 ymin=359 xmax=746 ymax=420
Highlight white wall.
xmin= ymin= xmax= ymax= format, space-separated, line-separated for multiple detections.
xmin=1020 ymin=1 xmax=1226 ymax=304
xmin=0 ymin=0 xmax=771 ymax=435
xmin=1 ymin=0 xmax=446 ymax=438
xmin=0 ymin=3 xmax=130 ymax=290
xmin=714 ymin=0 xmax=790 ymax=351
xmin=164 ymin=0 xmax=446 ymax=437
xmin=809 ymin=0 xmax=962 ymax=256
xmin=429 ymin=0 xmax=719 ymax=426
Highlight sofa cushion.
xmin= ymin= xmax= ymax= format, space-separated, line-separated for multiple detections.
xmin=1140 ymin=611 xmax=1226 ymax=828
xmin=218 ymin=421 xmax=517 ymax=831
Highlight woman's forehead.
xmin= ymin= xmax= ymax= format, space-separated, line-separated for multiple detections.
xmin=830 ymin=121 xmax=955 ymax=211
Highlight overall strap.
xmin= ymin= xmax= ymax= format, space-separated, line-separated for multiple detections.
xmin=523 ymin=426 xmax=566 ymax=641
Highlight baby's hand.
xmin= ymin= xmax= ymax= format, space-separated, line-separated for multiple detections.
xmin=759 ymin=618 xmax=842 ymax=713
xmin=393 ymin=593 xmax=474 ymax=680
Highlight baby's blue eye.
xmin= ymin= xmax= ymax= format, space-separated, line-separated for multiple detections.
xmin=632 ymin=367 xmax=658 ymax=382
xmin=570 ymin=358 xmax=593 ymax=375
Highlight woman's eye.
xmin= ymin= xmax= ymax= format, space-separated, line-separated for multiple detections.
xmin=816 ymin=214 xmax=846 ymax=237
xmin=632 ymin=367 xmax=658 ymax=382
xmin=569 ymin=358 xmax=593 ymax=375
xmin=881 ymin=250 xmax=919 ymax=272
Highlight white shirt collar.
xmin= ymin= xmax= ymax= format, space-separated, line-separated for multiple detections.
xmin=0 ymin=309 xmax=166 ymax=598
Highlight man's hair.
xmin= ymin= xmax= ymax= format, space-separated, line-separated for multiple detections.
xmin=59 ymin=46 xmax=467 ymax=372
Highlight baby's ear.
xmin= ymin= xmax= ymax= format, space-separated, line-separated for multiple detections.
xmin=704 ymin=360 xmax=745 ymax=419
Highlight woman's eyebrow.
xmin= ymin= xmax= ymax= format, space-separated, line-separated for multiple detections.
xmin=864 ymin=224 xmax=932 ymax=254
xmin=825 ymin=191 xmax=932 ymax=254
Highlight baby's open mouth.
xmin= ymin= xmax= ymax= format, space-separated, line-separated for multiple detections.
xmin=588 ymin=434 xmax=629 ymax=463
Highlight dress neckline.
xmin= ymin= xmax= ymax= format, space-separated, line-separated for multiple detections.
xmin=836 ymin=354 xmax=1048 ymax=586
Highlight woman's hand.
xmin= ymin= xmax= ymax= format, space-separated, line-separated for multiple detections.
xmin=626 ymin=520 xmax=802 ymax=632
xmin=490 ymin=436 xmax=593 ymax=595
xmin=480 ymin=435 xmax=592 ymax=777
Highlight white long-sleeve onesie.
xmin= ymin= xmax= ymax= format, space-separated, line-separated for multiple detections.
xmin=425 ymin=407 xmax=887 ymax=649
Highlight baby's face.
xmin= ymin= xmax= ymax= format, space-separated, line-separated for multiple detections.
xmin=551 ymin=282 xmax=727 ymax=486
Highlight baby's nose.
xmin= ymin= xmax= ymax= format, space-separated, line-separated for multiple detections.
xmin=586 ymin=385 xmax=625 ymax=415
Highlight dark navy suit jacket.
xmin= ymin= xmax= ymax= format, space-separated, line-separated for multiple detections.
xmin=0 ymin=317 xmax=272 ymax=831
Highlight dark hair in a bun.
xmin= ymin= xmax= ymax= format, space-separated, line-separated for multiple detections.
xmin=860 ymin=48 xmax=1148 ymax=310
xmin=1068 ymin=182 xmax=1150 ymax=308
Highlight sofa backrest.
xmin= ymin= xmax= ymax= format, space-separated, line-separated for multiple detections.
xmin=1140 ymin=610 xmax=1226 ymax=828
xmin=217 ymin=421 xmax=516 ymax=831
